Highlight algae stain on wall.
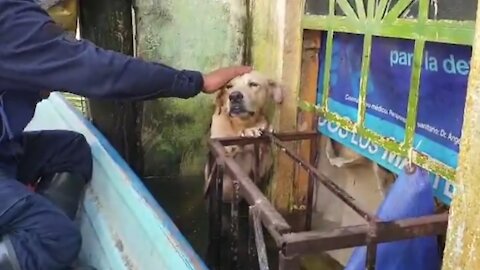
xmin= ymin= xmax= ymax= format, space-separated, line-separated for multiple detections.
xmin=134 ymin=0 xmax=246 ymax=176
xmin=250 ymin=0 xmax=283 ymax=79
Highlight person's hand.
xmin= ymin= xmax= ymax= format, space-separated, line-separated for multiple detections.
xmin=202 ymin=66 xmax=252 ymax=94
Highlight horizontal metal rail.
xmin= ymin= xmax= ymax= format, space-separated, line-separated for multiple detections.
xmin=207 ymin=131 xmax=448 ymax=270
xmin=282 ymin=213 xmax=448 ymax=256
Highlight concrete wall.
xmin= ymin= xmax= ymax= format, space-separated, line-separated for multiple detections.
xmin=250 ymin=0 xmax=305 ymax=210
xmin=133 ymin=0 xmax=246 ymax=176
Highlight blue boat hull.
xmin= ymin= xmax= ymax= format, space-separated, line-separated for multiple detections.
xmin=25 ymin=93 xmax=208 ymax=270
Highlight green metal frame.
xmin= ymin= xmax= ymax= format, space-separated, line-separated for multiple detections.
xmin=302 ymin=0 xmax=475 ymax=182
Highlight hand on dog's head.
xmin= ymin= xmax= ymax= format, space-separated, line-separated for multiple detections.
xmin=215 ymin=71 xmax=284 ymax=118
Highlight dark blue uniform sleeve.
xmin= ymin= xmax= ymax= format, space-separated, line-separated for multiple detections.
xmin=0 ymin=0 xmax=204 ymax=100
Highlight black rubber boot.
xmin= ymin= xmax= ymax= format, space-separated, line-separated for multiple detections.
xmin=0 ymin=235 xmax=20 ymax=270
xmin=37 ymin=172 xmax=87 ymax=220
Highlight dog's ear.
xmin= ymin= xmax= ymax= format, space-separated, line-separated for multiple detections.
xmin=267 ymin=79 xmax=284 ymax=104
xmin=215 ymin=89 xmax=226 ymax=115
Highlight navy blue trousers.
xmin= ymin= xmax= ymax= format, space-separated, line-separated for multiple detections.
xmin=0 ymin=130 xmax=93 ymax=270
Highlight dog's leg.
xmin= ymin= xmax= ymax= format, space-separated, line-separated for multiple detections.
xmin=222 ymin=174 xmax=234 ymax=203
xmin=224 ymin=145 xmax=241 ymax=156
xmin=373 ymin=163 xmax=395 ymax=198
xmin=240 ymin=121 xmax=269 ymax=137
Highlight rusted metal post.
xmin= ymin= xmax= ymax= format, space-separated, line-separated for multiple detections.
xmin=206 ymin=158 xmax=224 ymax=270
xmin=248 ymin=206 xmax=259 ymax=270
xmin=251 ymin=206 xmax=270 ymax=270
xmin=270 ymin=0 xmax=306 ymax=213
xmin=230 ymin=180 xmax=240 ymax=269
xmin=442 ymin=1 xmax=480 ymax=269
xmin=305 ymin=133 xmax=319 ymax=230
xmin=278 ymin=252 xmax=300 ymax=270
xmin=365 ymin=221 xmax=378 ymax=270
xmin=295 ymin=30 xmax=322 ymax=231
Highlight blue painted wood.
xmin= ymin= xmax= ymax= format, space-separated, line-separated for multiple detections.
xmin=25 ymin=93 xmax=209 ymax=270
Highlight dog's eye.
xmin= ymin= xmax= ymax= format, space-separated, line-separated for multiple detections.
xmin=249 ymin=82 xmax=259 ymax=88
xmin=225 ymin=84 xmax=233 ymax=89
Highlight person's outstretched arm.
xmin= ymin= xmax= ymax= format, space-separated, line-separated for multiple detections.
xmin=0 ymin=0 xmax=250 ymax=100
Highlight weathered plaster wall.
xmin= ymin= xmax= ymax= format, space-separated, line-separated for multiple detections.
xmin=133 ymin=0 xmax=246 ymax=176
xmin=250 ymin=0 xmax=284 ymax=79
xmin=250 ymin=0 xmax=305 ymax=211
xmin=442 ymin=2 xmax=480 ymax=269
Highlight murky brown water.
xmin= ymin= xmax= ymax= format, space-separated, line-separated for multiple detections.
xmin=143 ymin=176 xmax=209 ymax=255
xmin=143 ymin=175 xmax=342 ymax=270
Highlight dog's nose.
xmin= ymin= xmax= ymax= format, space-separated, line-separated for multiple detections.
xmin=229 ymin=91 xmax=244 ymax=102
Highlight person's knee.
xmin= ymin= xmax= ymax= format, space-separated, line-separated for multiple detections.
xmin=49 ymin=130 xmax=93 ymax=180
xmin=67 ymin=131 xmax=92 ymax=179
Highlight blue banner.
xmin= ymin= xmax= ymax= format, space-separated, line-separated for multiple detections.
xmin=316 ymin=32 xmax=472 ymax=205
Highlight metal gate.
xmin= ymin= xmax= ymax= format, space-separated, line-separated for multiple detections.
xmin=205 ymin=131 xmax=447 ymax=270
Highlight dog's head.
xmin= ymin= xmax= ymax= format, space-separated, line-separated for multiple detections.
xmin=215 ymin=71 xmax=284 ymax=119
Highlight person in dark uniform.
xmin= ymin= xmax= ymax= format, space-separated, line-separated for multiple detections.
xmin=0 ymin=0 xmax=252 ymax=269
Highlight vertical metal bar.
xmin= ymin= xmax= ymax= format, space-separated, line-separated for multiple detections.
xmin=403 ymin=39 xmax=425 ymax=150
xmin=206 ymin=153 xmax=216 ymax=269
xmin=230 ymin=180 xmax=240 ymax=270
xmin=366 ymin=243 xmax=378 ymax=270
xmin=321 ymin=0 xmax=336 ymax=110
xmin=248 ymin=206 xmax=259 ymax=270
xmin=251 ymin=206 xmax=270 ymax=270
xmin=254 ymin=142 xmax=260 ymax=183
xmin=321 ymin=30 xmax=334 ymax=110
xmin=279 ymin=252 xmax=300 ymax=270
xmin=305 ymin=135 xmax=318 ymax=230
xmin=207 ymin=157 xmax=223 ymax=270
xmin=297 ymin=30 xmax=321 ymax=231
xmin=216 ymin=162 xmax=224 ymax=235
xmin=365 ymin=221 xmax=378 ymax=270
xmin=357 ymin=34 xmax=373 ymax=129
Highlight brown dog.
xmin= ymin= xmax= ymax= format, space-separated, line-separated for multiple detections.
xmin=204 ymin=71 xmax=284 ymax=202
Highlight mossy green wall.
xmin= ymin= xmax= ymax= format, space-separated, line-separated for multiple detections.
xmin=250 ymin=0 xmax=283 ymax=79
xmin=134 ymin=0 xmax=246 ymax=176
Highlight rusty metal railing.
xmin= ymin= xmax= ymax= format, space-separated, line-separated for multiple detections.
xmin=205 ymin=131 xmax=448 ymax=270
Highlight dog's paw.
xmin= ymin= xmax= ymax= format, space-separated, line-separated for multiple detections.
xmin=241 ymin=127 xmax=265 ymax=137
xmin=225 ymin=145 xmax=241 ymax=156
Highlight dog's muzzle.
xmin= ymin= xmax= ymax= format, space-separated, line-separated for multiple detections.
xmin=229 ymin=91 xmax=247 ymax=115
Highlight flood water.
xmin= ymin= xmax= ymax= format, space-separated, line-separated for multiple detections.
xmin=143 ymin=175 xmax=342 ymax=270
xmin=143 ymin=175 xmax=209 ymax=256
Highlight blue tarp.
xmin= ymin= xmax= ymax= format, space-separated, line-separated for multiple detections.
xmin=345 ymin=168 xmax=440 ymax=270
